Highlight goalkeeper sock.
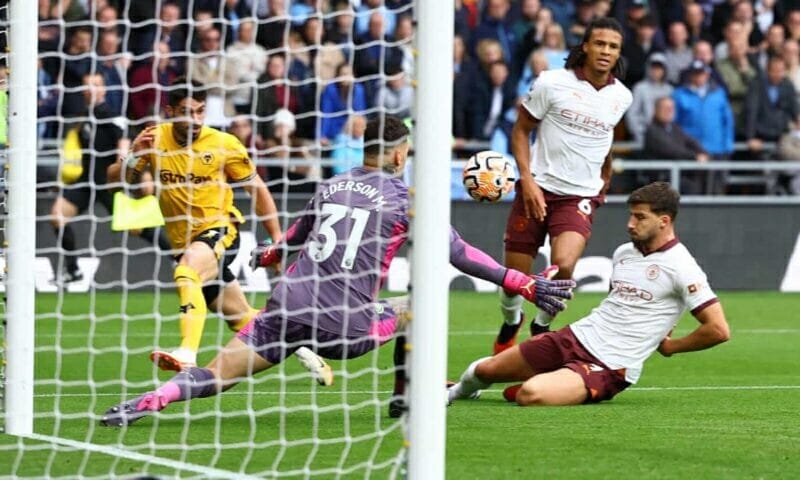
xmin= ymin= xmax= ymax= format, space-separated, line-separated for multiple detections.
xmin=500 ymin=289 xmax=524 ymax=326
xmin=156 ymin=367 xmax=218 ymax=404
xmin=56 ymin=224 xmax=79 ymax=273
xmin=227 ymin=308 xmax=259 ymax=333
xmin=392 ymin=335 xmax=407 ymax=396
xmin=534 ymin=310 xmax=554 ymax=328
xmin=174 ymin=265 xmax=207 ymax=353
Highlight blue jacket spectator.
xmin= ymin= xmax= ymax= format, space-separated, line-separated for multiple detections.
xmin=319 ymin=64 xmax=368 ymax=142
xmin=672 ymin=61 xmax=734 ymax=156
xmin=471 ymin=0 xmax=518 ymax=71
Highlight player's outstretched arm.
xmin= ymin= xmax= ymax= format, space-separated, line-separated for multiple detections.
xmin=448 ymin=228 xmax=574 ymax=315
xmin=658 ymin=302 xmax=730 ymax=357
xmin=511 ymin=106 xmax=546 ymax=221
xmin=241 ymin=174 xmax=283 ymax=242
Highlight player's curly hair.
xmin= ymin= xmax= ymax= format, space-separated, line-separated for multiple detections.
xmin=364 ymin=115 xmax=410 ymax=157
xmin=168 ymin=76 xmax=208 ymax=107
xmin=564 ymin=17 xmax=626 ymax=80
xmin=628 ymin=182 xmax=680 ymax=220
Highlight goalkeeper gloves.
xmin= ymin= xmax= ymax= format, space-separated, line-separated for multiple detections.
xmin=502 ymin=266 xmax=575 ymax=317
xmin=250 ymin=241 xmax=281 ymax=270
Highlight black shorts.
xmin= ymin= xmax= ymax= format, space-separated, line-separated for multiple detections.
xmin=174 ymin=226 xmax=240 ymax=305
xmin=63 ymin=183 xmax=115 ymax=216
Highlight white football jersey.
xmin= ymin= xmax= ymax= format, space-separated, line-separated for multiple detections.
xmin=570 ymin=239 xmax=718 ymax=384
xmin=521 ymin=68 xmax=632 ymax=197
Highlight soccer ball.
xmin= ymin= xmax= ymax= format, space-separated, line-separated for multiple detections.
xmin=462 ymin=151 xmax=516 ymax=202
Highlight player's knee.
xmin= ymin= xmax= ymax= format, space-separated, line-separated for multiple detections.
xmin=548 ymin=254 xmax=577 ymax=277
xmin=515 ymin=383 xmax=545 ymax=406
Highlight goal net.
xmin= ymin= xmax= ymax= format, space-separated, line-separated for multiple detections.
xmin=2 ymin=0 xmax=451 ymax=478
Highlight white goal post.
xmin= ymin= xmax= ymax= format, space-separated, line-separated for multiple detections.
xmin=3 ymin=0 xmax=38 ymax=436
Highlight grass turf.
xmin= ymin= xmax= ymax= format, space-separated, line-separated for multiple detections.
xmin=1 ymin=291 xmax=799 ymax=478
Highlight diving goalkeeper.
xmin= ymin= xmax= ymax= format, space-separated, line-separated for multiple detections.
xmin=101 ymin=115 xmax=575 ymax=426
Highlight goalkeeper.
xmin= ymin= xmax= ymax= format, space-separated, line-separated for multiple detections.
xmin=122 ymin=76 xmax=282 ymax=372
xmin=101 ymin=115 xmax=575 ymax=426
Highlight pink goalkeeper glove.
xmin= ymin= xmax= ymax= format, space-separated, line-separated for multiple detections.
xmin=502 ymin=265 xmax=575 ymax=317
xmin=250 ymin=241 xmax=281 ymax=270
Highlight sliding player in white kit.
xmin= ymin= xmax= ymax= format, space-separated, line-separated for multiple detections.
xmin=494 ymin=17 xmax=634 ymax=354
xmin=450 ymin=182 xmax=730 ymax=406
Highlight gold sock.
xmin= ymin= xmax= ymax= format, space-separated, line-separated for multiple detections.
xmin=174 ymin=265 xmax=207 ymax=352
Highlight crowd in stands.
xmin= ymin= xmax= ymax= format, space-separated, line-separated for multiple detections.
xmin=30 ymin=0 xmax=800 ymax=194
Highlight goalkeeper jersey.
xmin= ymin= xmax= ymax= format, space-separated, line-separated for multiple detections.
xmin=137 ymin=123 xmax=255 ymax=250
xmin=571 ymin=240 xmax=718 ymax=384
xmin=268 ymin=167 xmax=410 ymax=337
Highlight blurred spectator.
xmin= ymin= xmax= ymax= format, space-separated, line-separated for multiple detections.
xmin=324 ymin=1 xmax=356 ymax=58
xmin=96 ymin=30 xmax=130 ymax=117
xmin=257 ymin=0 xmax=291 ymax=51
xmin=218 ymin=0 xmax=255 ymax=47
xmin=263 ymin=108 xmax=320 ymax=194
xmin=289 ymin=0 xmax=320 ymax=27
xmin=226 ymin=19 xmax=268 ymax=114
xmin=95 ymin=4 xmax=125 ymax=38
xmin=715 ymin=36 xmax=758 ymax=137
xmin=542 ymin=0 xmax=575 ymax=32
xmin=643 ymin=96 xmax=709 ymax=192
xmin=50 ymin=0 xmax=88 ymax=22
xmin=713 ymin=20 xmax=746 ymax=61
xmin=455 ymin=0 xmax=472 ymax=44
xmin=516 ymin=49 xmax=548 ymax=99
xmin=228 ymin=115 xmax=267 ymax=177
xmin=744 ymin=55 xmax=799 ymax=156
xmin=128 ymin=42 xmax=180 ymax=123
xmin=673 ymin=60 xmax=734 ymax=194
xmin=38 ymin=0 xmax=61 ymax=57
xmin=785 ymin=10 xmax=800 ymax=43
xmin=131 ymin=1 xmax=187 ymax=71
xmin=684 ymin=2 xmax=714 ymax=45
xmin=775 ymin=124 xmax=800 ymax=194
xmin=540 ymin=23 xmax=569 ymax=70
xmin=756 ymin=23 xmax=785 ymax=71
xmin=472 ymin=0 xmax=518 ymax=71
xmin=471 ymin=60 xmax=515 ymax=140
xmin=355 ymin=0 xmax=397 ymax=38
xmin=663 ymin=21 xmax=693 ymax=85
xmin=678 ymin=40 xmax=727 ymax=91
xmin=453 ymin=34 xmax=477 ymax=140
xmin=623 ymin=14 xmax=665 ymax=88
xmin=754 ymin=0 xmax=780 ymax=36
xmin=188 ymin=27 xmax=231 ymax=128
xmin=566 ymin=0 xmax=597 ymax=48
xmin=731 ymin=0 xmax=764 ymax=48
xmin=783 ymin=39 xmax=800 ymax=103
xmin=331 ymin=115 xmax=366 ymax=175
xmin=394 ymin=15 xmax=415 ymax=76
xmin=374 ymin=65 xmax=414 ymax=119
xmin=190 ymin=10 xmax=218 ymax=53
xmin=512 ymin=0 xmax=542 ymax=71
xmin=319 ymin=63 xmax=368 ymax=145
xmin=62 ymin=27 xmax=94 ymax=117
xmin=626 ymin=53 xmax=673 ymax=144
xmin=255 ymin=53 xmax=299 ymax=140
xmin=38 ymin=59 xmax=59 ymax=139
xmin=709 ymin=0 xmax=740 ymax=44
xmin=354 ymin=12 xmax=401 ymax=79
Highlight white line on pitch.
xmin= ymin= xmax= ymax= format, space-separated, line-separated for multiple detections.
xmin=20 ymin=433 xmax=260 ymax=480
xmin=32 ymin=385 xmax=800 ymax=398
xmin=34 ymin=328 xmax=800 ymax=339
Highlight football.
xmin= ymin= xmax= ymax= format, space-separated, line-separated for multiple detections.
xmin=462 ymin=150 xmax=516 ymax=202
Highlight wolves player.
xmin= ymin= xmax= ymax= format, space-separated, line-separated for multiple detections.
xmin=449 ymin=182 xmax=730 ymax=406
xmin=100 ymin=116 xmax=575 ymax=426
xmin=122 ymin=77 xmax=282 ymax=371
xmin=494 ymin=17 xmax=633 ymax=354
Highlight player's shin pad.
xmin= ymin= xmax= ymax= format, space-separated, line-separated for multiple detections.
xmin=174 ymin=265 xmax=207 ymax=352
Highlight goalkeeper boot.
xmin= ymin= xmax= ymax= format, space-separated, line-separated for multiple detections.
xmin=294 ymin=347 xmax=334 ymax=386
xmin=493 ymin=314 xmax=525 ymax=355
xmin=100 ymin=392 xmax=167 ymax=427
xmin=150 ymin=348 xmax=197 ymax=372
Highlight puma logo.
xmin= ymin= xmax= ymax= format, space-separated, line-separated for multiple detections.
xmin=179 ymin=303 xmax=196 ymax=314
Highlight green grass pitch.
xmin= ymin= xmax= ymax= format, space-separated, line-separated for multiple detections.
xmin=2 ymin=291 xmax=799 ymax=478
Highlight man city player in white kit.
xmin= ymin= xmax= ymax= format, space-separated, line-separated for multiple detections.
xmin=450 ymin=182 xmax=730 ymax=406
xmin=494 ymin=17 xmax=634 ymax=354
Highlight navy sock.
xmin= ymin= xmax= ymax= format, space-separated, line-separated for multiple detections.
xmin=171 ymin=367 xmax=218 ymax=400
xmin=56 ymin=224 xmax=79 ymax=273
